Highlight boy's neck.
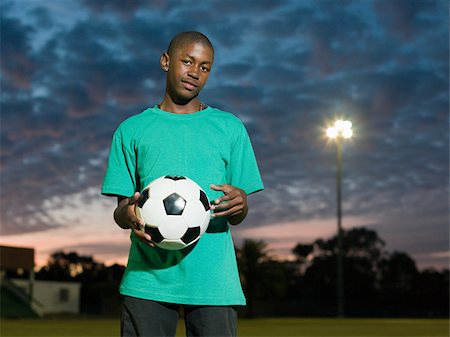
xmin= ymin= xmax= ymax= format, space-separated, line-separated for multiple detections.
xmin=158 ymin=98 xmax=202 ymax=114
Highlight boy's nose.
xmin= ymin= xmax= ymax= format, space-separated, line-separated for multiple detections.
xmin=188 ymin=70 xmax=199 ymax=79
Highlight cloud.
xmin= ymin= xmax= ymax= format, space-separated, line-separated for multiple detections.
xmin=80 ymin=0 xmax=142 ymax=17
xmin=0 ymin=16 xmax=36 ymax=88
xmin=374 ymin=0 xmax=443 ymax=41
xmin=0 ymin=187 xmax=129 ymax=266
xmin=233 ymin=215 xmax=379 ymax=259
xmin=0 ymin=0 xmax=448 ymax=269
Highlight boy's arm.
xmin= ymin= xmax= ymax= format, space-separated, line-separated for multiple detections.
xmin=114 ymin=192 xmax=154 ymax=246
xmin=209 ymin=184 xmax=248 ymax=225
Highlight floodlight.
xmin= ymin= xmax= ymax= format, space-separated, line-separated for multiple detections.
xmin=327 ymin=127 xmax=338 ymax=138
xmin=342 ymin=128 xmax=353 ymax=139
xmin=335 ymin=120 xmax=345 ymax=131
xmin=323 ymin=118 xmax=353 ymax=317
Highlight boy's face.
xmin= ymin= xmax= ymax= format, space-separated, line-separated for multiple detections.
xmin=162 ymin=42 xmax=214 ymax=103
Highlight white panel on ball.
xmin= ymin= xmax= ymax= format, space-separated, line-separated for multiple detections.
xmin=149 ymin=178 xmax=176 ymax=199
xmin=158 ymin=215 xmax=188 ymax=239
xmin=183 ymin=201 xmax=209 ymax=228
xmin=175 ymin=179 xmax=202 ymax=200
xmin=140 ymin=198 xmax=166 ymax=227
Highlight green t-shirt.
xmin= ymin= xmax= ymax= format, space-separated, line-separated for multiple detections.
xmin=102 ymin=105 xmax=264 ymax=305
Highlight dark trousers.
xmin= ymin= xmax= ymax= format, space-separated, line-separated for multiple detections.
xmin=121 ymin=296 xmax=237 ymax=337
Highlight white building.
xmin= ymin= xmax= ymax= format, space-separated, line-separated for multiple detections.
xmin=0 ymin=245 xmax=81 ymax=317
xmin=10 ymin=279 xmax=81 ymax=315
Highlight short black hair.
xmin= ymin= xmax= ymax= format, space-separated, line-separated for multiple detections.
xmin=167 ymin=31 xmax=214 ymax=57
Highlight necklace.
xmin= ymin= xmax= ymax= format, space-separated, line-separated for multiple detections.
xmin=158 ymin=102 xmax=203 ymax=112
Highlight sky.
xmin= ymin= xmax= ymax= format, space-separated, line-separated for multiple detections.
xmin=1 ymin=0 xmax=449 ymax=270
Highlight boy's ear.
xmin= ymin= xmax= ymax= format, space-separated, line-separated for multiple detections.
xmin=160 ymin=52 xmax=170 ymax=72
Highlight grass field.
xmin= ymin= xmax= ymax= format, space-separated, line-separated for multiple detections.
xmin=1 ymin=318 xmax=449 ymax=337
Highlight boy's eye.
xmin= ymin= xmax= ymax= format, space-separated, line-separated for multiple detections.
xmin=201 ymin=66 xmax=210 ymax=72
xmin=182 ymin=60 xmax=192 ymax=65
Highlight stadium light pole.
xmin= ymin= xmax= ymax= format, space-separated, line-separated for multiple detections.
xmin=326 ymin=119 xmax=353 ymax=318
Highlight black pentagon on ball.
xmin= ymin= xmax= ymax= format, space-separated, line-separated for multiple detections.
xmin=163 ymin=193 xmax=186 ymax=215
xmin=164 ymin=175 xmax=186 ymax=181
xmin=137 ymin=188 xmax=150 ymax=208
xmin=199 ymin=190 xmax=210 ymax=211
xmin=145 ymin=226 xmax=164 ymax=243
xmin=181 ymin=226 xmax=201 ymax=244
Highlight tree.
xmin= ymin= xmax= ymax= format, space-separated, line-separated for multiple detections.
xmin=292 ymin=243 xmax=314 ymax=263
xmin=292 ymin=227 xmax=450 ymax=317
xmin=380 ymin=252 xmax=418 ymax=292
xmin=36 ymin=251 xmax=106 ymax=282
xmin=378 ymin=251 xmax=419 ymax=313
xmin=300 ymin=227 xmax=387 ymax=314
xmin=237 ymin=239 xmax=269 ymax=317
xmin=413 ymin=268 xmax=449 ymax=316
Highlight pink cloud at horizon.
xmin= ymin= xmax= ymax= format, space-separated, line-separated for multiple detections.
xmin=234 ymin=218 xmax=449 ymax=270
xmin=233 ymin=215 xmax=378 ymax=260
xmin=0 ymin=190 xmax=130 ymax=268
xmin=0 ymin=189 xmax=447 ymax=270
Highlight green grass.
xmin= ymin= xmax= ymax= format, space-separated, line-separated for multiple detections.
xmin=1 ymin=318 xmax=449 ymax=337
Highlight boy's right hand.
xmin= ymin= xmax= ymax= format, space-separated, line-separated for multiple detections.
xmin=115 ymin=192 xmax=155 ymax=247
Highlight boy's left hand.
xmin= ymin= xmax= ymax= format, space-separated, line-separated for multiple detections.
xmin=210 ymin=184 xmax=248 ymax=225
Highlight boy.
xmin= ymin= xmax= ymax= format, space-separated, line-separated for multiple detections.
xmin=102 ymin=31 xmax=264 ymax=337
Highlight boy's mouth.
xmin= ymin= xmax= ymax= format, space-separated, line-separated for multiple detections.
xmin=182 ymin=79 xmax=198 ymax=91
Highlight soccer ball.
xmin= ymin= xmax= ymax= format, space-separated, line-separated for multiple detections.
xmin=136 ymin=175 xmax=211 ymax=250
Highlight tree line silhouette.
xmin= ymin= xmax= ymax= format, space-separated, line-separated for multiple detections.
xmin=21 ymin=227 xmax=448 ymax=317
xmin=237 ymin=227 xmax=448 ymax=317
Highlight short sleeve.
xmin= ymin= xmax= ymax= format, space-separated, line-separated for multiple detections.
xmin=101 ymin=130 xmax=138 ymax=198
xmin=228 ymin=123 xmax=264 ymax=195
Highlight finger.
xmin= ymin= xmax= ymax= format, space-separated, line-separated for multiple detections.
xmin=133 ymin=228 xmax=155 ymax=247
xmin=130 ymin=221 xmax=144 ymax=231
xmin=212 ymin=196 xmax=228 ymax=206
xmin=211 ymin=198 xmax=240 ymax=212
xmin=133 ymin=214 xmax=145 ymax=227
xmin=139 ymin=236 xmax=155 ymax=247
xmin=210 ymin=184 xmax=224 ymax=191
xmin=128 ymin=193 xmax=146 ymax=225
xmin=213 ymin=192 xmax=242 ymax=207
xmin=210 ymin=184 xmax=233 ymax=193
xmin=212 ymin=198 xmax=242 ymax=212
xmin=212 ymin=205 xmax=242 ymax=218
xmin=128 ymin=192 xmax=141 ymax=205
xmin=128 ymin=210 xmax=143 ymax=228
xmin=212 ymin=191 xmax=241 ymax=206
